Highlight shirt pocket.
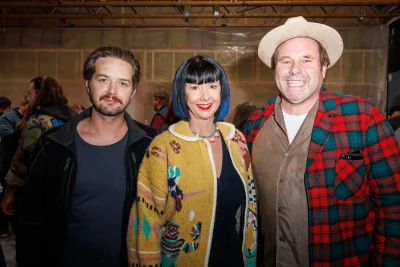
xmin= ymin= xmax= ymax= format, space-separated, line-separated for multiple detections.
xmin=334 ymin=159 xmax=368 ymax=200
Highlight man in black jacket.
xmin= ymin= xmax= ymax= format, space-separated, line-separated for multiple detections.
xmin=17 ymin=46 xmax=157 ymax=266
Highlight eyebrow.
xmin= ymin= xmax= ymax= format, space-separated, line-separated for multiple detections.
xmin=278 ymin=54 xmax=315 ymax=61
xmin=303 ymin=55 xmax=315 ymax=59
xmin=96 ymin=74 xmax=132 ymax=82
xmin=278 ymin=56 xmax=291 ymax=62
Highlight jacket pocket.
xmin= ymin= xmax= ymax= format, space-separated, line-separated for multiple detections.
xmin=335 ymin=159 xmax=368 ymax=200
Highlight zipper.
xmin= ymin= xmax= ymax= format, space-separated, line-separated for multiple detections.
xmin=131 ymin=152 xmax=137 ymax=180
xmin=25 ymin=142 xmax=50 ymax=184
xmin=120 ymin=151 xmax=136 ymax=264
xmin=63 ymin=157 xmax=74 ymax=215
xmin=127 ymin=152 xmax=137 ymax=206
xmin=64 ymin=158 xmax=71 ymax=171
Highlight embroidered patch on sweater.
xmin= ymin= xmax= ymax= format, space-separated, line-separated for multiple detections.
xmin=168 ymin=166 xmax=184 ymax=212
xmin=232 ymin=132 xmax=252 ymax=170
xmin=150 ymin=145 xmax=169 ymax=163
xmin=169 ymin=140 xmax=182 ymax=154
xmin=161 ymin=221 xmax=202 ymax=266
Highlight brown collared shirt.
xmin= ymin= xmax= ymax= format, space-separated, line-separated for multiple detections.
xmin=252 ymin=97 xmax=319 ymax=267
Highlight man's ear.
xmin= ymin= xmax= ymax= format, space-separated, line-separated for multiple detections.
xmin=321 ymin=63 xmax=328 ymax=79
xmin=85 ymin=81 xmax=90 ymax=94
xmin=131 ymin=89 xmax=137 ymax=98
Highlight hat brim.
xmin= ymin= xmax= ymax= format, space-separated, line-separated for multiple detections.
xmin=258 ymin=21 xmax=343 ymax=68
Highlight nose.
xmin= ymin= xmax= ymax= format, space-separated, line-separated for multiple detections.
xmin=107 ymin=81 xmax=118 ymax=95
xmin=200 ymin=85 xmax=210 ymax=101
xmin=289 ymin=60 xmax=302 ymax=75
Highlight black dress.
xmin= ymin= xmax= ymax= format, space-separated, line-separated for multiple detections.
xmin=208 ymin=138 xmax=245 ymax=267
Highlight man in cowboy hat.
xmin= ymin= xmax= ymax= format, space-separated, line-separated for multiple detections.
xmin=244 ymin=16 xmax=400 ymax=266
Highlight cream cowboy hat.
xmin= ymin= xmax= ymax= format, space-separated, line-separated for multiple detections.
xmin=258 ymin=16 xmax=343 ymax=68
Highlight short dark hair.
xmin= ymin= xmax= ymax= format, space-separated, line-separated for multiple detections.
xmin=83 ymin=46 xmax=141 ymax=90
xmin=270 ymin=39 xmax=330 ymax=70
xmin=389 ymin=105 xmax=400 ymax=116
xmin=172 ymin=55 xmax=230 ymax=121
xmin=0 ymin=97 xmax=11 ymax=110
xmin=153 ymin=88 xmax=170 ymax=106
xmin=232 ymin=102 xmax=257 ymax=131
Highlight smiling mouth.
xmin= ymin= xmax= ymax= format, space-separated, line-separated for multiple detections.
xmin=197 ymin=104 xmax=212 ymax=110
xmin=287 ymin=80 xmax=306 ymax=86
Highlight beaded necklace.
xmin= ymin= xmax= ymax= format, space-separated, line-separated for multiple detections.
xmin=191 ymin=124 xmax=220 ymax=143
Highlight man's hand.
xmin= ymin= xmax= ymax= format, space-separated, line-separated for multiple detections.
xmin=1 ymin=190 xmax=15 ymax=216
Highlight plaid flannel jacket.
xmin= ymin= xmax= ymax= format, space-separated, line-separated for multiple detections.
xmin=244 ymin=86 xmax=400 ymax=266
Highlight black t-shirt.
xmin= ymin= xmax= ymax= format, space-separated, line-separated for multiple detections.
xmin=63 ymin=130 xmax=128 ymax=267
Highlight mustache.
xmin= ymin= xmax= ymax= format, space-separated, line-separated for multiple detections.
xmin=100 ymin=94 xmax=122 ymax=104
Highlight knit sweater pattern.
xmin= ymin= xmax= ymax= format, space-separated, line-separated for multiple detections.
xmin=127 ymin=121 xmax=258 ymax=267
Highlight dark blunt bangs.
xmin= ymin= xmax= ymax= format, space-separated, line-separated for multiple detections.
xmin=172 ymin=55 xmax=230 ymax=121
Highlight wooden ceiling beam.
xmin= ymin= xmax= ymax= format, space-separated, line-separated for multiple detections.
xmin=3 ymin=22 xmax=383 ymax=28
xmin=0 ymin=13 xmax=396 ymax=19
xmin=1 ymin=1 xmax=400 ymax=8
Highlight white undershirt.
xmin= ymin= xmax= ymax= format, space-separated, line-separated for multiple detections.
xmin=282 ymin=110 xmax=308 ymax=144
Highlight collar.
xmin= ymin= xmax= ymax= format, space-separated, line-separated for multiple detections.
xmin=157 ymin=104 xmax=168 ymax=112
xmin=47 ymin=107 xmax=146 ymax=147
xmin=169 ymin=120 xmax=236 ymax=142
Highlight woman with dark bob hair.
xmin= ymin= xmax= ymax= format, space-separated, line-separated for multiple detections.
xmin=127 ymin=55 xmax=258 ymax=266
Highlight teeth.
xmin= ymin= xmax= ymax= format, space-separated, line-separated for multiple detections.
xmin=287 ymin=81 xmax=305 ymax=86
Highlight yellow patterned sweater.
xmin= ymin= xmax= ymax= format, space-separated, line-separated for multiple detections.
xmin=127 ymin=121 xmax=258 ymax=267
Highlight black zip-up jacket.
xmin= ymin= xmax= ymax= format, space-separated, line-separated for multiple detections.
xmin=17 ymin=108 xmax=157 ymax=267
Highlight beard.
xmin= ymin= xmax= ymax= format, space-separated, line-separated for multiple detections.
xmin=88 ymin=88 xmax=131 ymax=117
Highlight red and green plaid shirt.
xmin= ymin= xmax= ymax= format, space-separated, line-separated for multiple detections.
xmin=244 ymin=86 xmax=400 ymax=266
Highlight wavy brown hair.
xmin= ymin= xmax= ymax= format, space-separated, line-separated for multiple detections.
xmin=15 ymin=76 xmax=67 ymax=133
xmin=15 ymin=77 xmax=43 ymax=133
xmin=32 ymin=76 xmax=67 ymax=109
xmin=83 ymin=46 xmax=141 ymax=91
